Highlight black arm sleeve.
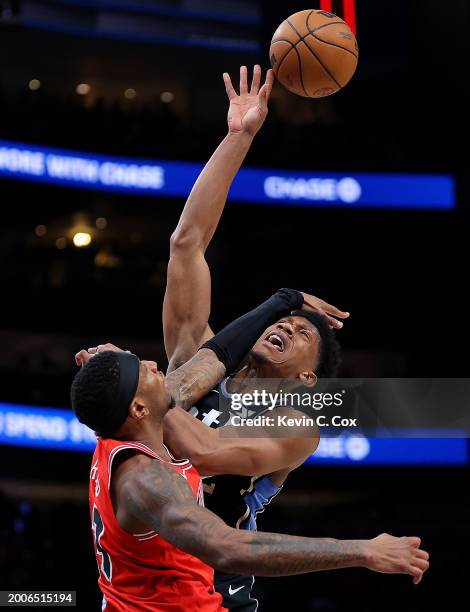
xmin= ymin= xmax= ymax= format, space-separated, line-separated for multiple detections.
xmin=200 ymin=288 xmax=303 ymax=373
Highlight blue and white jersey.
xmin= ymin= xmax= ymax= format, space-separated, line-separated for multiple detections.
xmin=189 ymin=377 xmax=282 ymax=530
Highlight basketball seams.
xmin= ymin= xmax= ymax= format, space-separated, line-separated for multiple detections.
xmin=270 ymin=43 xmax=293 ymax=76
xmin=271 ymin=32 xmax=358 ymax=61
xmin=270 ymin=40 xmax=308 ymax=96
xmin=306 ymin=11 xmax=359 ymax=59
xmin=305 ymin=10 xmax=348 ymax=34
xmin=293 ymin=45 xmax=309 ymax=97
xmin=286 ymin=17 xmax=341 ymax=92
xmin=301 ymin=39 xmax=341 ymax=89
xmin=309 ymin=35 xmax=359 ymax=60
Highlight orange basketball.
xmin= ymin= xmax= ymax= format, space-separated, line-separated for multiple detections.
xmin=269 ymin=9 xmax=359 ymax=98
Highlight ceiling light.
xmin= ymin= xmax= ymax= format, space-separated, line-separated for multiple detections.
xmin=73 ymin=232 xmax=92 ymax=247
xmin=76 ymin=83 xmax=91 ymax=96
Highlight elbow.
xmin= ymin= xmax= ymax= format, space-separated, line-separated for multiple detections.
xmin=187 ymin=448 xmax=220 ymax=476
xmin=170 ymin=226 xmax=203 ymax=255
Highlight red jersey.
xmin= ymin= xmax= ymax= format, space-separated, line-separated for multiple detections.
xmin=89 ymin=438 xmax=226 ymax=611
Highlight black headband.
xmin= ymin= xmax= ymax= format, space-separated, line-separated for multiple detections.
xmin=103 ymin=352 xmax=140 ymax=435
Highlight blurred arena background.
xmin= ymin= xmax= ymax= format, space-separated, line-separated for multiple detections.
xmin=0 ymin=0 xmax=469 ymax=610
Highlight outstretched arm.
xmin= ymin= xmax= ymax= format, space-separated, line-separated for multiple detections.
xmin=163 ymin=66 xmax=274 ymax=372
xmin=117 ymin=453 xmax=430 ymax=582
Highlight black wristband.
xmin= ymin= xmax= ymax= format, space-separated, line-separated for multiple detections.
xmin=200 ymin=288 xmax=304 ymax=373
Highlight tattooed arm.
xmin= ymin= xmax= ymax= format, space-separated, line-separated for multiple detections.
xmin=164 ymin=349 xmax=225 ymax=411
xmin=114 ymin=453 xmax=429 ymax=582
xmin=75 ymin=343 xmax=225 ymax=412
xmin=78 ymin=289 xmax=309 ymax=409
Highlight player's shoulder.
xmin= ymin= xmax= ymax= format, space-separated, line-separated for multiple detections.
xmin=110 ymin=448 xmax=155 ymax=485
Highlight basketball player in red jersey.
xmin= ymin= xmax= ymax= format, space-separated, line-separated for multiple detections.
xmin=73 ymin=314 xmax=429 ymax=612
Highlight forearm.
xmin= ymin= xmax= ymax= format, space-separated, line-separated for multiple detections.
xmin=165 ymin=349 xmax=226 ymax=410
xmin=221 ymin=530 xmax=366 ymax=577
xmin=160 ymin=503 xmax=367 ymax=577
xmin=173 ymin=131 xmax=254 ymax=251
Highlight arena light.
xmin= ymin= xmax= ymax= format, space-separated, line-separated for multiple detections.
xmin=124 ymin=88 xmax=137 ymax=100
xmin=28 ymin=79 xmax=41 ymax=91
xmin=34 ymin=224 xmax=47 ymax=237
xmin=160 ymin=91 xmax=174 ymax=103
xmin=73 ymin=232 xmax=92 ymax=247
xmin=76 ymin=83 xmax=91 ymax=96
xmin=55 ymin=237 xmax=67 ymax=250
xmin=95 ymin=217 xmax=107 ymax=230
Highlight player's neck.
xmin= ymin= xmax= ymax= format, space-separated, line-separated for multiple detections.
xmin=232 ymin=361 xmax=259 ymax=381
xmin=128 ymin=424 xmax=172 ymax=462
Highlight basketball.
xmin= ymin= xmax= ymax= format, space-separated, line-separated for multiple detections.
xmin=269 ymin=9 xmax=359 ymax=98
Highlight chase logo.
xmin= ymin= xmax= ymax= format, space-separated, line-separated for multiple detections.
xmin=315 ymin=435 xmax=371 ymax=461
xmin=264 ymin=176 xmax=362 ymax=204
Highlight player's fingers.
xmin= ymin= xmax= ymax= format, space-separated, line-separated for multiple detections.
xmin=260 ymin=71 xmax=274 ymax=104
xmin=412 ymin=558 xmax=430 ymax=572
xmin=265 ymin=68 xmax=275 ymax=95
xmin=415 ymin=549 xmax=430 ymax=561
xmin=410 ymin=565 xmax=424 ymax=585
xmin=406 ymin=536 xmax=422 ymax=548
xmin=240 ymin=65 xmax=248 ymax=94
xmin=258 ymin=84 xmax=269 ymax=109
xmin=75 ymin=349 xmax=91 ymax=366
xmin=313 ymin=299 xmax=350 ymax=319
xmin=223 ymin=72 xmax=237 ymax=99
xmin=303 ymin=297 xmax=349 ymax=319
xmin=321 ymin=303 xmax=350 ymax=318
xmin=93 ymin=345 xmax=108 ymax=354
xmin=250 ymin=64 xmax=261 ymax=95
xmin=326 ymin=316 xmax=344 ymax=330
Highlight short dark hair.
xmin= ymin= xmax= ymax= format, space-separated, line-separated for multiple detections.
xmin=71 ymin=351 xmax=121 ymax=436
xmin=291 ymin=310 xmax=341 ymax=377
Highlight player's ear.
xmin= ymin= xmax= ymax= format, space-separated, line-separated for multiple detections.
xmin=299 ymin=370 xmax=317 ymax=388
xmin=129 ymin=399 xmax=149 ymax=421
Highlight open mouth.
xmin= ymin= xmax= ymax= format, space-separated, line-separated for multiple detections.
xmin=265 ymin=332 xmax=285 ymax=352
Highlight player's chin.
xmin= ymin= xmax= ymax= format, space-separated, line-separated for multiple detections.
xmin=251 ymin=342 xmax=284 ymax=364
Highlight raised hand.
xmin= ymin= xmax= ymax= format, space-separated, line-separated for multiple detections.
xmin=224 ymin=65 xmax=274 ymax=136
xmin=75 ymin=343 xmax=125 ymax=367
xmin=300 ymin=292 xmax=350 ymax=330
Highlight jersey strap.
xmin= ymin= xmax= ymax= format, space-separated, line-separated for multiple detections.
xmin=239 ymin=476 xmax=282 ymax=531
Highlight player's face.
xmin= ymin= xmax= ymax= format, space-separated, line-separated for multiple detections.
xmin=250 ymin=316 xmax=321 ymax=379
xmin=138 ymin=360 xmax=173 ymax=418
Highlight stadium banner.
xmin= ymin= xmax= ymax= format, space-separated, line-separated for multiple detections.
xmin=0 ymin=139 xmax=455 ymax=210
xmin=0 ymin=402 xmax=466 ymax=465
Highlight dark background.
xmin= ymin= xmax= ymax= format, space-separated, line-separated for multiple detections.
xmin=0 ymin=1 xmax=468 ymax=610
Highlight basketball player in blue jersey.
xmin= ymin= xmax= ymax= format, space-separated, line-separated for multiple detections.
xmin=159 ymin=65 xmax=351 ymax=610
